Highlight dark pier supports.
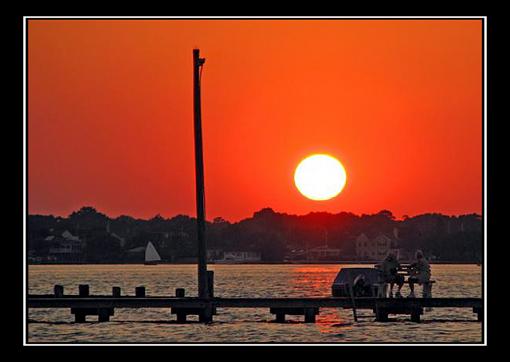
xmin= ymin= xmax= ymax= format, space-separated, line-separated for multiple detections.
xmin=199 ymin=271 xmax=215 ymax=323
xmin=54 ymin=285 xmax=64 ymax=298
xmin=70 ymin=284 xmax=116 ymax=323
xmin=275 ymin=311 xmax=285 ymax=323
xmin=270 ymin=307 xmax=319 ymax=323
xmin=171 ymin=271 xmax=216 ymax=323
xmin=374 ymin=306 xmax=388 ymax=322
xmin=71 ymin=307 xmax=114 ymax=323
xmin=79 ymin=284 xmax=89 ymax=297
xmin=374 ymin=300 xmax=423 ymax=322
xmin=474 ymin=307 xmax=483 ymax=322
xmin=172 ymin=288 xmax=188 ymax=323
xmin=41 ymin=284 xmax=483 ymax=325
xmin=98 ymin=308 xmax=112 ymax=322
xmin=72 ymin=308 xmax=87 ymax=323
xmin=304 ymin=308 xmax=318 ymax=323
xmin=135 ymin=286 xmax=146 ymax=297
xmin=410 ymin=309 xmax=423 ymax=323
xmin=72 ymin=284 xmax=90 ymax=322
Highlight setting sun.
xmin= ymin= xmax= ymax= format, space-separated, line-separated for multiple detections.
xmin=25 ymin=17 xmax=484 ymax=344
xmin=294 ymin=154 xmax=347 ymax=201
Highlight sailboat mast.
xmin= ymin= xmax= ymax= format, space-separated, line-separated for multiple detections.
xmin=193 ymin=49 xmax=208 ymax=299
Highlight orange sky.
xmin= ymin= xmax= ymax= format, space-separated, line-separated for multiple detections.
xmin=28 ymin=19 xmax=483 ymax=221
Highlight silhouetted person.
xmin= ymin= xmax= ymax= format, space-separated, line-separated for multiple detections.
xmin=408 ymin=250 xmax=431 ymax=298
xmin=381 ymin=251 xmax=404 ymax=298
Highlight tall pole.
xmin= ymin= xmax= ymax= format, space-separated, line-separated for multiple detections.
xmin=193 ymin=49 xmax=208 ymax=299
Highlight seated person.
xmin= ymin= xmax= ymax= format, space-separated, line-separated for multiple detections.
xmin=408 ymin=250 xmax=431 ymax=298
xmin=381 ymin=252 xmax=404 ymax=298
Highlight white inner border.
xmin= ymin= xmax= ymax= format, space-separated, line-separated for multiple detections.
xmin=23 ymin=15 xmax=488 ymax=347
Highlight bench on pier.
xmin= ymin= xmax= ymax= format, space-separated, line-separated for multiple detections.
xmin=375 ymin=280 xmax=436 ymax=298
xmin=269 ymin=307 xmax=319 ymax=323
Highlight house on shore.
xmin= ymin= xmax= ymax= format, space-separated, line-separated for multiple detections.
xmin=306 ymin=246 xmax=343 ymax=261
xmin=47 ymin=230 xmax=83 ymax=263
xmin=355 ymin=232 xmax=399 ymax=261
xmin=207 ymin=250 xmax=262 ymax=263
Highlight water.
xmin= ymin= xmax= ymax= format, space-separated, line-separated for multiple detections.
xmin=28 ymin=264 xmax=483 ymax=344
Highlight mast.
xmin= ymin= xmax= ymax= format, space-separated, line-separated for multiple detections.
xmin=193 ymin=49 xmax=208 ymax=299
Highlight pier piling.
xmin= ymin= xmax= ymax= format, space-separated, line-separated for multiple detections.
xmin=410 ymin=309 xmax=422 ymax=323
xmin=174 ymin=288 xmax=187 ymax=322
xmin=171 ymin=286 xmax=216 ymax=323
xmin=275 ymin=312 xmax=285 ymax=323
xmin=374 ymin=300 xmax=424 ymax=322
xmin=73 ymin=310 xmax=86 ymax=323
xmin=304 ymin=308 xmax=317 ymax=323
xmin=207 ymin=271 xmax=214 ymax=298
xmin=135 ymin=286 xmax=146 ymax=297
xmin=73 ymin=284 xmax=89 ymax=323
xmin=98 ymin=308 xmax=111 ymax=322
xmin=54 ymin=285 xmax=64 ymax=298
xmin=78 ymin=284 xmax=89 ymax=297
xmin=199 ymin=309 xmax=213 ymax=323
xmin=176 ymin=313 xmax=187 ymax=323
xmin=474 ymin=307 xmax=483 ymax=322
xmin=270 ymin=307 xmax=319 ymax=323
xmin=375 ymin=307 xmax=388 ymax=322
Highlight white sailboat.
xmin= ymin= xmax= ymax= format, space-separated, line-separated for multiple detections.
xmin=144 ymin=241 xmax=161 ymax=265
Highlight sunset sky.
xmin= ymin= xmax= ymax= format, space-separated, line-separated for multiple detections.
xmin=28 ymin=19 xmax=483 ymax=221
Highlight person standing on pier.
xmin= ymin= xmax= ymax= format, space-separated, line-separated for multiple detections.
xmin=381 ymin=251 xmax=404 ymax=298
xmin=408 ymin=250 xmax=431 ymax=298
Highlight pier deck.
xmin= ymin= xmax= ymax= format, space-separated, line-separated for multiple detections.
xmin=28 ymin=295 xmax=483 ymax=309
xmin=28 ymin=290 xmax=483 ymax=323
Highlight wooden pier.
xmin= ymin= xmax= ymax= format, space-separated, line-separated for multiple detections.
xmin=28 ymin=284 xmax=483 ymax=324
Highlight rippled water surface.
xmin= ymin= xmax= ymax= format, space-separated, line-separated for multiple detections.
xmin=28 ymin=264 xmax=483 ymax=344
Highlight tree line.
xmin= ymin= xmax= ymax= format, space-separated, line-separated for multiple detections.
xmin=27 ymin=206 xmax=482 ymax=263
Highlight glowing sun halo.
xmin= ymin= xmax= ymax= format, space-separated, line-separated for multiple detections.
xmin=294 ymin=154 xmax=347 ymax=201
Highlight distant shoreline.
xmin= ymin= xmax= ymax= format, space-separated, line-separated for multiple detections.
xmin=27 ymin=260 xmax=481 ymax=266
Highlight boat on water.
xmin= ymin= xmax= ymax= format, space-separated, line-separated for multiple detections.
xmin=331 ymin=267 xmax=383 ymax=297
xmin=144 ymin=241 xmax=162 ymax=265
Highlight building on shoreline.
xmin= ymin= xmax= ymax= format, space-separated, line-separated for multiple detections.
xmin=207 ymin=250 xmax=262 ymax=263
xmin=355 ymin=232 xmax=399 ymax=261
xmin=46 ymin=230 xmax=83 ymax=263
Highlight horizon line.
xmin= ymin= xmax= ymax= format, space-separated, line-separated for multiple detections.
xmin=28 ymin=206 xmax=482 ymax=224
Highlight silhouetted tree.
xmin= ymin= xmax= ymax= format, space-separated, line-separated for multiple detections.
xmin=28 ymin=206 xmax=483 ymax=263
